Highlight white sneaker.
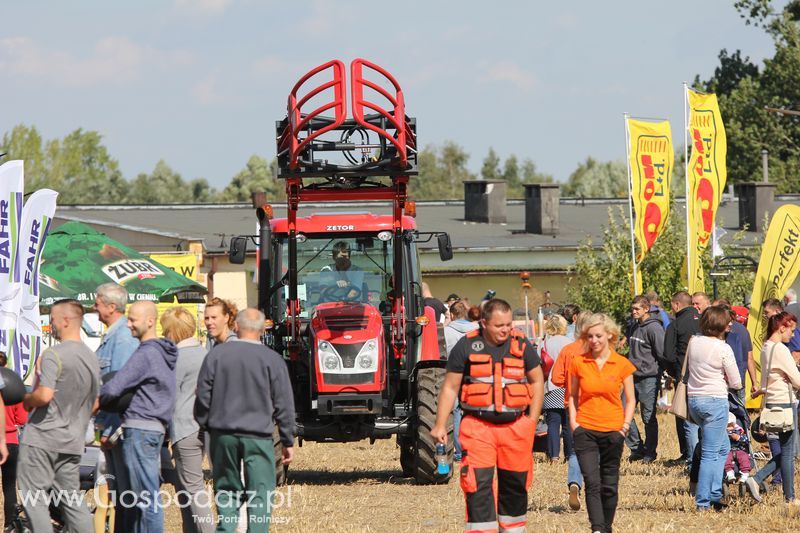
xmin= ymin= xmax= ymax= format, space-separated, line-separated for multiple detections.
xmin=745 ymin=477 xmax=762 ymax=503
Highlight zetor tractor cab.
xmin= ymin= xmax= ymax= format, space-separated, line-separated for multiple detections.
xmin=230 ymin=59 xmax=454 ymax=483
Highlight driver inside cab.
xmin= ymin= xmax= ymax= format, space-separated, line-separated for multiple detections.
xmin=321 ymin=241 xmax=362 ymax=300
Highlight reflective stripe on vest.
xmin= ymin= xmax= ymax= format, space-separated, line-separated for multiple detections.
xmin=460 ymin=330 xmax=533 ymax=414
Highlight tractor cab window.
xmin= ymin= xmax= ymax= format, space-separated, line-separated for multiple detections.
xmin=279 ymin=234 xmax=393 ymax=317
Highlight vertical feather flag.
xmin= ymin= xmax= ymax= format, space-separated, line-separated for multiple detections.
xmin=686 ymin=89 xmax=727 ymax=293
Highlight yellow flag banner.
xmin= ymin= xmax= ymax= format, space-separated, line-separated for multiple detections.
xmin=148 ymin=253 xmax=202 ymax=338
xmin=745 ymin=204 xmax=800 ymax=408
xmin=628 ymin=118 xmax=673 ymax=263
xmin=686 ymin=90 xmax=727 ymax=293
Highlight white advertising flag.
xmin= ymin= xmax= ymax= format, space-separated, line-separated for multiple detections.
xmin=15 ymin=189 xmax=58 ymax=336
xmin=0 ymin=161 xmax=24 ymax=329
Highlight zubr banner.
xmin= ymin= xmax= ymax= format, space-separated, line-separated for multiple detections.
xmin=686 ymin=89 xmax=727 ymax=293
xmin=628 ymin=118 xmax=673 ymax=263
xmin=15 ymin=189 xmax=58 ymax=337
xmin=745 ymin=204 xmax=800 ymax=408
xmin=0 ymin=161 xmax=24 ymax=330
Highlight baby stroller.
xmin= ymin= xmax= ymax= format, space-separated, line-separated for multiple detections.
xmin=722 ymin=391 xmax=758 ymax=499
xmin=689 ymin=391 xmax=759 ymax=500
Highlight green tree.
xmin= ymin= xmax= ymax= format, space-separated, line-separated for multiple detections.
xmin=562 ymin=157 xmax=628 ymax=198
xmin=127 ymin=160 xmax=197 ymax=204
xmin=219 ymin=155 xmax=285 ymax=203
xmin=566 ymin=206 xmax=755 ymax=323
xmin=46 ymin=129 xmax=128 ymax=203
xmin=0 ymin=125 xmax=50 ymax=191
xmin=695 ymin=0 xmax=800 ymax=192
xmin=480 ymin=147 xmax=501 ymax=181
xmin=415 ymin=142 xmax=475 ymax=200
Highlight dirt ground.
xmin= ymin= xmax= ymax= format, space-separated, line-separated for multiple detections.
xmin=171 ymin=413 xmax=800 ymax=532
xmin=6 ymin=413 xmax=800 ymax=532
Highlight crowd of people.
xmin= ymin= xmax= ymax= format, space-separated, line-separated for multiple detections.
xmin=431 ymin=288 xmax=800 ymax=533
xmin=0 ymin=282 xmax=799 ymax=532
xmin=0 ymin=284 xmax=294 ymax=533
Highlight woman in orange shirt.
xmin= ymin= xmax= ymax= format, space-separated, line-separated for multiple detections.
xmin=569 ymin=313 xmax=636 ymax=533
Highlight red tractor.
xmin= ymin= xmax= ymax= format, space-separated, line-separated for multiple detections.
xmin=230 ymin=59 xmax=454 ymax=484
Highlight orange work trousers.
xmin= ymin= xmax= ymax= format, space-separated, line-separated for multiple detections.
xmin=458 ymin=414 xmax=534 ymax=533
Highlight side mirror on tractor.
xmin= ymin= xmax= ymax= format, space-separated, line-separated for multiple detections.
xmin=229 ymin=236 xmax=248 ymax=265
xmin=437 ymin=233 xmax=453 ymax=261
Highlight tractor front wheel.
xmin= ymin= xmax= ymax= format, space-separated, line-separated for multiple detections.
xmin=411 ymin=367 xmax=453 ymax=485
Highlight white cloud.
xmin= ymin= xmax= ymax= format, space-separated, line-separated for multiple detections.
xmin=190 ymin=74 xmax=226 ymax=105
xmin=481 ymin=60 xmax=537 ymax=91
xmin=174 ymin=0 xmax=233 ymax=15
xmin=0 ymin=36 xmax=193 ymax=88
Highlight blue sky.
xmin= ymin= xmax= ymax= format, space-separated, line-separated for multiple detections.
xmin=0 ymin=1 xmax=777 ymax=189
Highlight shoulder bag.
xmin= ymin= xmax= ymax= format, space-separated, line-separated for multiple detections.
xmin=759 ymin=343 xmax=795 ymax=434
xmin=669 ymin=339 xmax=692 ymax=422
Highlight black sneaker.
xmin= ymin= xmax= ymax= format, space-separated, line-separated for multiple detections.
xmin=642 ymin=456 xmax=657 ymax=464
xmin=629 ymin=452 xmax=645 ymax=462
xmin=712 ymin=501 xmax=728 ymax=512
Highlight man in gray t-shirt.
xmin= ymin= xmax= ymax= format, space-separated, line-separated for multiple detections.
xmin=18 ymin=300 xmax=100 ymax=533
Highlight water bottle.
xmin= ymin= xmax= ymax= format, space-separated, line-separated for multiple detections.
xmin=435 ymin=443 xmax=450 ymax=475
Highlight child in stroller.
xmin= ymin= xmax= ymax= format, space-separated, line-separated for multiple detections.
xmin=689 ymin=391 xmax=761 ymax=502
xmin=722 ymin=393 xmax=761 ymax=501
xmin=724 ymin=412 xmax=752 ymax=483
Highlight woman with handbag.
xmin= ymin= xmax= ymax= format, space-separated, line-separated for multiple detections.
xmin=685 ymin=306 xmax=742 ymax=510
xmin=752 ymin=311 xmax=800 ymax=503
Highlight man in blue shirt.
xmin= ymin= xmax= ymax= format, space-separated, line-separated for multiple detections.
xmin=93 ymin=282 xmax=139 ymax=520
xmin=715 ymin=299 xmax=756 ymax=402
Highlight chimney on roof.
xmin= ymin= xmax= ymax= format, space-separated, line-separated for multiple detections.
xmin=735 ymin=182 xmax=775 ymax=232
xmin=524 ymin=183 xmax=560 ymax=235
xmin=464 ymin=180 xmax=507 ymax=223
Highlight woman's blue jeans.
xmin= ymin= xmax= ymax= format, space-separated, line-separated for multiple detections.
xmin=754 ymin=403 xmax=797 ymax=501
xmin=688 ymin=396 xmax=729 ymax=509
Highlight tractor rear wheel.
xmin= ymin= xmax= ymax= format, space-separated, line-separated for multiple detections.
xmin=412 ymin=367 xmax=453 ymax=485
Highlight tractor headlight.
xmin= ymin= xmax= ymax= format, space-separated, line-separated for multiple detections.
xmin=318 ymin=340 xmax=341 ymax=372
xmin=356 ymin=339 xmax=379 ymax=372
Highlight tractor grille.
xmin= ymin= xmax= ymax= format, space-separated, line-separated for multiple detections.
xmin=325 ymin=316 xmax=370 ymax=332
xmin=322 ymin=372 xmax=375 ymax=385
xmin=332 ymin=341 xmax=365 ymax=368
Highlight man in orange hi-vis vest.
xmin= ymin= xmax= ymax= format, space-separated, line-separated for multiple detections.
xmin=432 ymin=298 xmax=545 ymax=533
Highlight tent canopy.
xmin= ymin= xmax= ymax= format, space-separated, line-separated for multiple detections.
xmin=40 ymin=221 xmax=207 ymax=306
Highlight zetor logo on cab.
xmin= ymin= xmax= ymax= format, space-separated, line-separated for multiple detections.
xmin=103 ymin=259 xmax=165 ymax=284
xmin=326 ymin=225 xmax=354 ymax=231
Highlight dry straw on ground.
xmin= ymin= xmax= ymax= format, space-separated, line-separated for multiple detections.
xmin=6 ymin=413 xmax=800 ymax=532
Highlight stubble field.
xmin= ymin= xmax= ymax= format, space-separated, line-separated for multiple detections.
xmin=167 ymin=413 xmax=800 ymax=532
xmin=6 ymin=413 xmax=800 ymax=532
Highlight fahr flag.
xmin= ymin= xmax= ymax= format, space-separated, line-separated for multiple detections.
xmin=15 ymin=189 xmax=58 ymax=338
xmin=627 ymin=118 xmax=673 ymax=264
xmin=745 ymin=204 xmax=800 ymax=407
xmin=0 ymin=161 xmax=24 ymax=330
xmin=686 ymin=89 xmax=727 ymax=293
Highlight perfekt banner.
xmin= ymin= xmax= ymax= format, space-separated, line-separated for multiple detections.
xmin=686 ymin=89 xmax=727 ymax=293
xmin=628 ymin=118 xmax=673 ymax=263
xmin=745 ymin=204 xmax=800 ymax=408
xmin=0 ymin=161 xmax=24 ymax=329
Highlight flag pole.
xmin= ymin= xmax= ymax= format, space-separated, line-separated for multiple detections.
xmin=684 ymin=82 xmax=692 ymax=291
xmin=624 ymin=112 xmax=638 ymax=295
